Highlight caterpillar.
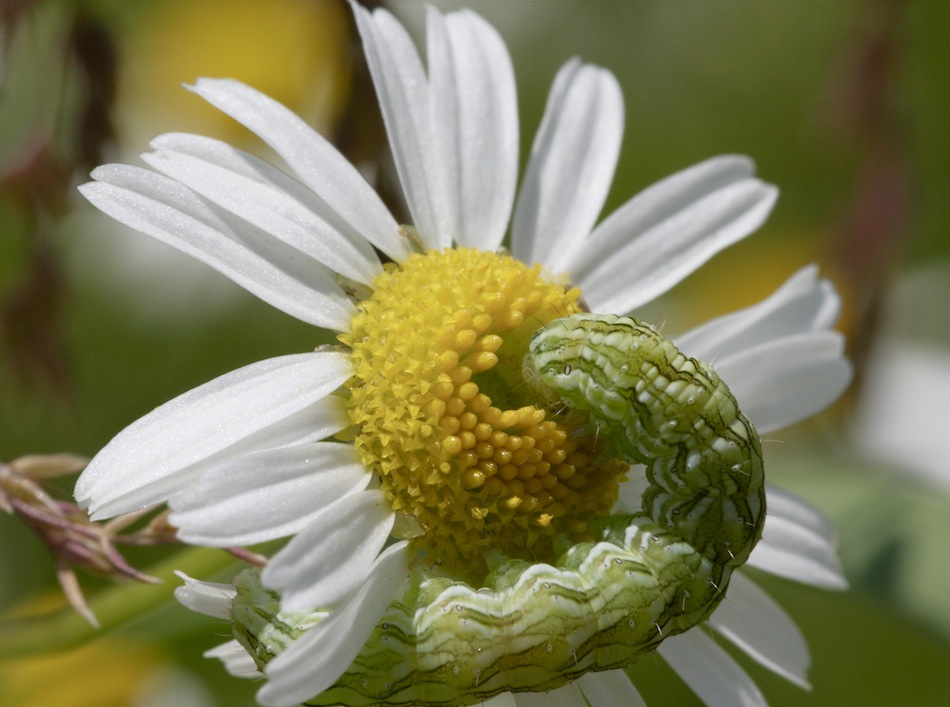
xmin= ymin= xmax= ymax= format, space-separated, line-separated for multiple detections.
xmin=230 ymin=313 xmax=766 ymax=706
xmin=524 ymin=313 xmax=765 ymax=571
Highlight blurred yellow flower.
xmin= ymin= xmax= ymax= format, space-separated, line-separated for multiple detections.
xmin=0 ymin=631 xmax=204 ymax=707
xmin=118 ymin=0 xmax=351 ymax=146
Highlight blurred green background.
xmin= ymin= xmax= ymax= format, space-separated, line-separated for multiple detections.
xmin=1 ymin=0 xmax=949 ymax=705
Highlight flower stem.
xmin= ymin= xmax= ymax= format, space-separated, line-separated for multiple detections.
xmin=0 ymin=546 xmax=238 ymax=658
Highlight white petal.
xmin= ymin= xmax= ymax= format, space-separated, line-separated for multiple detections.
xmin=579 ymin=669 xmax=646 ymax=706
xmin=569 ymin=156 xmax=777 ymax=314
xmin=715 ymin=331 xmax=852 ymax=433
xmin=75 ymin=351 xmax=351 ymax=519
xmin=854 ymin=343 xmax=950 ymax=493
xmin=205 ymin=640 xmax=262 ymax=678
xmin=617 ymin=465 xmax=649 ymax=511
xmin=427 ymin=7 xmax=518 ymax=250
xmin=512 ymin=60 xmax=623 ymax=269
xmin=352 ymin=4 xmax=442 ymax=248
xmin=483 ymin=695 xmax=518 ymax=707
xmin=225 ymin=394 xmax=350 ymax=452
xmin=173 ymin=571 xmax=235 ymax=619
xmin=748 ymin=485 xmax=847 ymax=589
xmin=711 ymin=572 xmax=811 ymax=688
xmin=676 ymin=265 xmax=842 ymax=361
xmin=258 ymin=541 xmax=410 ymax=707
xmin=511 ymin=681 xmax=587 ymax=707
xmin=263 ymin=490 xmax=395 ymax=611
xmin=169 ymin=442 xmax=369 ymax=546
xmin=144 ymin=133 xmax=381 ymax=285
xmin=659 ymin=629 xmax=766 ymax=707
xmin=157 ymin=393 xmax=349 ymax=490
xmin=80 ymin=166 xmax=354 ymax=329
xmin=766 ymin=484 xmax=838 ymax=541
xmin=187 ymin=78 xmax=409 ymax=262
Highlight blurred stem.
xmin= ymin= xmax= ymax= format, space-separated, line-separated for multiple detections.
xmin=0 ymin=546 xmax=238 ymax=658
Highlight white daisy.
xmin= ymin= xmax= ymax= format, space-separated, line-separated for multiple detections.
xmin=75 ymin=3 xmax=851 ymax=707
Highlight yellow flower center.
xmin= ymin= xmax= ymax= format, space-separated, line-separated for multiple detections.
xmin=340 ymin=248 xmax=626 ymax=580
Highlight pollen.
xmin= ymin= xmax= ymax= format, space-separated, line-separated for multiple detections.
xmin=340 ymin=249 xmax=626 ymax=578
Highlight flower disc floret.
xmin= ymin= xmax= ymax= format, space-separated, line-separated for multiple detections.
xmin=340 ymin=249 xmax=626 ymax=576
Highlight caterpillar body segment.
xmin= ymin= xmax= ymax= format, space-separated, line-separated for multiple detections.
xmin=524 ymin=313 xmax=765 ymax=569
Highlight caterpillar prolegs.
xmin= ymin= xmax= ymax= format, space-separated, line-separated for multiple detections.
xmin=231 ymin=313 xmax=765 ymax=706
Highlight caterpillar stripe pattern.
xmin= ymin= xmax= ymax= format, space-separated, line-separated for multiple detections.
xmin=231 ymin=313 xmax=765 ymax=706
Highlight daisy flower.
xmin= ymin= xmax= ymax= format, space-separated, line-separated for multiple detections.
xmin=75 ymin=3 xmax=851 ymax=707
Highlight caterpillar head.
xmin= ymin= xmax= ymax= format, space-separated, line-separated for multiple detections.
xmin=523 ymin=317 xmax=591 ymax=422
xmin=522 ymin=324 xmax=567 ymax=409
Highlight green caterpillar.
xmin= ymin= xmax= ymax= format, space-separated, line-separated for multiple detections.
xmin=231 ymin=313 xmax=765 ymax=706
xmin=525 ymin=313 xmax=765 ymax=571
